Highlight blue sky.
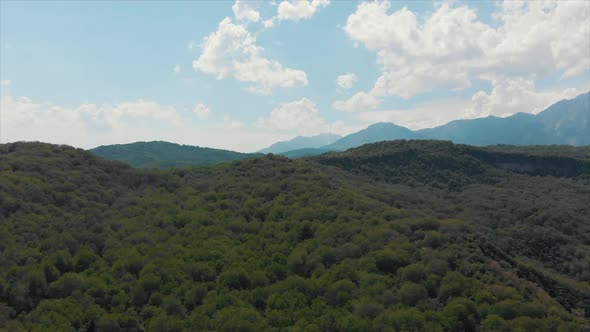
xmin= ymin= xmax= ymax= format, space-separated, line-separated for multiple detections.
xmin=1 ymin=0 xmax=589 ymax=152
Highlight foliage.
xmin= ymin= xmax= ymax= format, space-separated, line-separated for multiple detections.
xmin=0 ymin=141 xmax=589 ymax=330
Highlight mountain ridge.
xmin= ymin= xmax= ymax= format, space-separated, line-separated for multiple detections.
xmin=90 ymin=140 xmax=261 ymax=168
xmin=88 ymin=92 xmax=590 ymax=166
xmin=258 ymin=133 xmax=341 ymax=154
xmin=282 ymin=91 xmax=590 ymax=157
xmin=364 ymin=92 xmax=588 ymax=148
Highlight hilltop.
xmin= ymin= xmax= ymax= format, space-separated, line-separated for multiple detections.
xmin=90 ymin=141 xmax=261 ymax=168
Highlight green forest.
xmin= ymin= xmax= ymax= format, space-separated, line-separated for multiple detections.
xmin=1 ymin=141 xmax=589 ymax=331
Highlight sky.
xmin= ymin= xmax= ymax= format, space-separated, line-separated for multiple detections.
xmin=1 ymin=0 xmax=589 ymax=152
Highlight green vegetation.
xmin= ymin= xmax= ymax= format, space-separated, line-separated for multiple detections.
xmin=485 ymin=145 xmax=590 ymax=162
xmin=279 ymin=148 xmax=334 ymax=158
xmin=1 ymin=141 xmax=589 ymax=331
xmin=90 ymin=141 xmax=262 ymax=168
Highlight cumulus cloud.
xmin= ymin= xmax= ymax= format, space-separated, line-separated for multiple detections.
xmin=193 ymin=17 xmax=308 ymax=94
xmin=277 ymin=0 xmax=330 ymax=22
xmin=336 ymin=73 xmax=357 ymax=89
xmin=173 ymin=64 xmax=181 ymax=73
xmin=0 ymin=80 xmax=10 ymax=86
xmin=0 ymin=96 xmax=183 ymax=146
xmin=259 ymin=98 xmax=326 ymax=134
xmin=467 ymin=78 xmax=586 ymax=118
xmin=0 ymin=95 xmax=285 ymax=152
xmin=333 ymin=91 xmax=380 ymax=112
xmin=232 ymin=0 xmax=261 ymax=22
xmin=192 ymin=103 xmax=211 ymax=119
xmin=263 ymin=18 xmax=276 ymax=28
xmin=222 ymin=115 xmax=246 ymax=130
xmin=355 ymin=79 xmax=588 ymax=130
xmin=338 ymin=0 xmax=590 ymax=105
xmin=355 ymin=99 xmax=473 ymax=130
xmin=258 ymin=97 xmax=361 ymax=136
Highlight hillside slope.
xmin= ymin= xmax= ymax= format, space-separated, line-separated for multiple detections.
xmin=536 ymin=92 xmax=590 ymax=145
xmin=259 ymin=133 xmax=341 ymax=154
xmin=89 ymin=141 xmax=261 ymax=168
xmin=418 ymin=113 xmax=553 ymax=146
xmin=1 ymin=141 xmax=589 ymax=330
xmin=419 ymin=90 xmax=589 ymax=145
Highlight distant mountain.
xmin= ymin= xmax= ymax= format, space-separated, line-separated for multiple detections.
xmin=417 ymin=112 xmax=553 ymax=146
xmin=258 ymin=133 xmax=341 ymax=154
xmin=322 ymin=122 xmax=425 ymax=151
xmin=307 ymin=92 xmax=589 ymax=154
xmin=420 ymin=92 xmax=590 ymax=146
xmin=92 ymin=93 xmax=589 ymax=165
xmin=536 ymin=92 xmax=590 ymax=145
xmin=90 ymin=141 xmax=261 ymax=168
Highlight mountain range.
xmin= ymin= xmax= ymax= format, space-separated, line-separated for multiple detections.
xmin=88 ymin=92 xmax=589 ymax=167
xmin=258 ymin=133 xmax=341 ymax=154
xmin=267 ymin=91 xmax=590 ymax=156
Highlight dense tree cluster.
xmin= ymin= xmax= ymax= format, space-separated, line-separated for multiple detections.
xmin=0 ymin=141 xmax=589 ymax=331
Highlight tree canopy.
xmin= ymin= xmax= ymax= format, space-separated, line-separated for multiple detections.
xmin=1 ymin=141 xmax=589 ymax=331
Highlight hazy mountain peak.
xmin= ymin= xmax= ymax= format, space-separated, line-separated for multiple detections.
xmin=321 ymin=122 xmax=424 ymax=151
xmin=258 ymin=133 xmax=342 ymax=154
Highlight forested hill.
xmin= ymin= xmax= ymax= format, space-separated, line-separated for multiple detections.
xmin=314 ymin=140 xmax=590 ymax=186
xmin=1 ymin=141 xmax=589 ymax=331
xmin=90 ymin=141 xmax=262 ymax=168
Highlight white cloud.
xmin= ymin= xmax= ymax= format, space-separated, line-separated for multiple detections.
xmin=356 ymin=99 xmax=473 ymax=130
xmin=192 ymin=103 xmax=211 ymax=119
xmin=263 ymin=18 xmax=276 ymax=28
xmin=333 ymin=91 xmax=380 ymax=112
xmin=262 ymin=98 xmax=324 ymax=132
xmin=244 ymin=85 xmax=272 ymax=96
xmin=0 ymin=96 xmax=183 ymax=146
xmin=0 ymin=80 xmax=10 ymax=87
xmin=277 ymin=0 xmax=330 ymax=22
xmin=173 ymin=64 xmax=181 ymax=73
xmin=257 ymin=97 xmax=361 ymax=137
xmin=336 ymin=73 xmax=357 ymax=89
xmin=0 ymin=94 xmax=286 ymax=152
xmin=232 ymin=0 xmax=261 ymax=22
xmin=193 ymin=17 xmax=308 ymax=94
xmin=340 ymin=0 xmax=590 ymax=102
xmin=467 ymin=78 xmax=586 ymax=118
xmin=222 ymin=115 xmax=246 ymax=130
xmin=355 ymin=79 xmax=589 ymax=130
